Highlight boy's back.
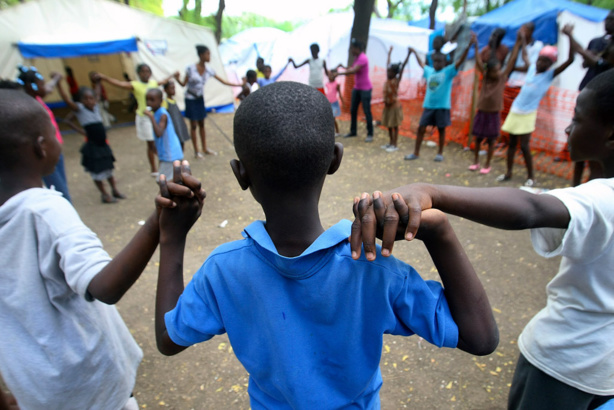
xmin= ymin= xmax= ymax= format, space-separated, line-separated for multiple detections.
xmin=165 ymin=219 xmax=458 ymax=408
xmin=0 ymin=188 xmax=141 ymax=409
xmin=153 ymin=106 xmax=182 ymax=162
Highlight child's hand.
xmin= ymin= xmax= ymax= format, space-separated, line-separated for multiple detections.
xmin=562 ymin=23 xmax=574 ymax=36
xmin=173 ymin=71 xmax=180 ymax=79
xmin=288 ymin=58 xmax=294 ymax=63
xmin=389 ymin=46 xmax=393 ymax=53
xmin=516 ymin=29 xmax=525 ymax=41
xmin=143 ymin=108 xmax=154 ymax=120
xmin=469 ymin=32 xmax=477 ymax=45
xmin=50 ymin=72 xmax=62 ymax=81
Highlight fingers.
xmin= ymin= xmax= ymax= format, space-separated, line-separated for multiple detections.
xmin=392 ymin=193 xmax=416 ymax=241
xmin=350 ymin=197 xmax=363 ymax=260
xmin=357 ymin=193 xmax=377 ymax=261
xmin=172 ymin=160 xmax=182 ymax=184
xmin=159 ymin=174 xmax=170 ymax=198
xmin=378 ymin=194 xmax=399 ymax=257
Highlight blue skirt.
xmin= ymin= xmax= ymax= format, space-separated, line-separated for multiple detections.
xmin=184 ymin=96 xmax=207 ymax=121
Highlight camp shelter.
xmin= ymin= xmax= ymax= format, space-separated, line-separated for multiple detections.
xmin=472 ymin=0 xmax=609 ymax=90
xmin=0 ymin=0 xmax=234 ymax=112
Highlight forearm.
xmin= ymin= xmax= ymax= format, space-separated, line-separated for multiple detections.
xmin=215 ymin=75 xmax=242 ymax=87
xmin=396 ymin=183 xmax=570 ymax=230
xmin=57 ymin=83 xmax=78 ymax=111
xmin=150 ymin=117 xmax=165 ymax=137
xmin=64 ymin=119 xmax=86 ymax=136
xmin=45 ymin=76 xmax=60 ymax=93
xmin=156 ymin=237 xmax=189 ymax=355
xmin=88 ymin=212 xmax=160 ymax=304
xmin=455 ymin=45 xmax=471 ymax=69
xmin=422 ymin=224 xmax=498 ymax=355
xmin=99 ymin=74 xmax=132 ymax=90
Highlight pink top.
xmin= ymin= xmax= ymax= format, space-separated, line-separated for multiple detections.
xmin=352 ymin=53 xmax=372 ymax=91
xmin=325 ymin=81 xmax=338 ymax=103
xmin=36 ymin=96 xmax=63 ymax=145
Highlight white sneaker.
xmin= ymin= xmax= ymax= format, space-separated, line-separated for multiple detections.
xmin=380 ymin=144 xmax=391 ymax=149
xmin=386 ymin=146 xmax=399 ymax=152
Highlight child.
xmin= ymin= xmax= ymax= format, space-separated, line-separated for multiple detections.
xmin=143 ymin=88 xmax=183 ymax=181
xmin=381 ymin=46 xmax=411 ymax=152
xmin=349 ymin=68 xmax=614 ymax=410
xmin=154 ymin=82 xmax=498 ymax=408
xmin=289 ymin=43 xmax=328 ymax=93
xmin=426 ymin=35 xmax=453 ymax=67
xmin=405 ymin=33 xmax=477 ymax=162
xmin=15 ymin=65 xmax=72 ymax=202
xmin=325 ymin=68 xmax=344 ymax=136
xmin=95 ymin=64 xmax=176 ymax=177
xmin=89 ymin=71 xmax=115 ymax=128
xmin=57 ymin=79 xmax=125 ymax=204
xmin=0 ymin=89 xmax=178 ymax=409
xmin=257 ymin=63 xmax=290 ymax=88
xmin=468 ymin=31 xmax=524 ymax=174
xmin=497 ymin=24 xmax=576 ymax=187
xmin=162 ymin=80 xmax=191 ymax=152
xmin=236 ymin=69 xmax=259 ymax=101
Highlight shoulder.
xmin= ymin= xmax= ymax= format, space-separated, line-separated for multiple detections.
xmin=75 ymin=102 xmax=85 ymax=112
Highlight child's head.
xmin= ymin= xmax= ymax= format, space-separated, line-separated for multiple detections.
xmin=263 ymin=65 xmax=272 ymax=79
xmin=310 ymin=43 xmax=320 ymax=58
xmin=77 ymin=87 xmax=96 ymax=110
xmin=64 ymin=66 xmax=74 ymax=77
xmin=488 ymin=28 xmax=506 ymax=49
xmin=232 ymin=81 xmax=339 ymax=196
xmin=256 ymin=57 xmax=265 ymax=72
xmin=0 ymin=89 xmax=59 ymax=177
xmin=432 ymin=53 xmax=446 ymax=71
xmin=520 ymin=22 xmax=535 ymax=40
xmin=136 ymin=64 xmax=152 ymax=82
xmin=164 ymin=80 xmax=176 ymax=98
xmin=327 ymin=69 xmax=338 ymax=82
xmin=387 ymin=63 xmax=401 ymax=80
xmin=606 ymin=9 xmax=614 ymax=35
xmin=196 ymin=45 xmax=210 ymax=62
xmin=350 ymin=39 xmax=364 ymax=57
xmin=432 ymin=35 xmax=445 ymax=52
xmin=145 ymin=88 xmax=163 ymax=111
xmin=536 ymin=46 xmax=557 ymax=73
xmin=246 ymin=70 xmax=257 ymax=84
xmin=16 ymin=65 xmax=46 ymax=98
xmin=566 ymin=69 xmax=614 ymax=164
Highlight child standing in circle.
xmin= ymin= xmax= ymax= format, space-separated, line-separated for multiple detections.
xmin=289 ymin=43 xmax=328 ymax=94
xmin=497 ymin=25 xmax=576 ymax=187
xmin=469 ymin=31 xmax=524 ymax=174
xmin=381 ymin=46 xmax=411 ymax=152
xmin=57 ymin=79 xmax=125 ymax=204
xmin=163 ymin=80 xmax=191 ymax=152
xmin=95 ymin=64 xmax=176 ymax=177
xmin=325 ymin=69 xmax=344 ymax=136
xmin=175 ymin=45 xmax=244 ymax=158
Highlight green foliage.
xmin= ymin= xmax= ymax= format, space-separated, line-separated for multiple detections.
xmin=573 ymin=0 xmax=614 ymax=9
xmin=118 ymin=0 xmax=163 ymax=16
xmin=0 ymin=0 xmax=25 ymax=9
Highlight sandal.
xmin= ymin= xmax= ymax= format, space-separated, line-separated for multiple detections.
xmin=479 ymin=167 xmax=491 ymax=174
xmin=101 ymin=194 xmax=118 ymax=204
xmin=524 ymin=179 xmax=535 ymax=187
xmin=112 ymin=191 xmax=126 ymax=199
xmin=468 ymin=163 xmax=480 ymax=171
xmin=496 ymin=174 xmax=511 ymax=182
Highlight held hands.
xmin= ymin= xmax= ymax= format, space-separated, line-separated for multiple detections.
xmin=561 ymin=23 xmax=574 ymax=36
xmin=349 ymin=185 xmax=436 ymax=261
xmin=155 ymin=160 xmax=206 ymax=239
xmin=469 ymin=32 xmax=477 ymax=46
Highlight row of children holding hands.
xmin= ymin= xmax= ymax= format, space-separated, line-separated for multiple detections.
xmin=2 ymin=60 xmax=614 ymax=408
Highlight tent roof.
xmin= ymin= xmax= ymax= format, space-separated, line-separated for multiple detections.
xmin=472 ymin=0 xmax=608 ymax=48
xmin=408 ymin=17 xmax=446 ymax=31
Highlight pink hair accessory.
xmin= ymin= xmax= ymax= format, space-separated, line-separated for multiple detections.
xmin=539 ymin=45 xmax=558 ymax=63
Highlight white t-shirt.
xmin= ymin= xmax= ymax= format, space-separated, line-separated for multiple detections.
xmin=519 ymin=178 xmax=614 ymax=395
xmin=185 ymin=63 xmax=216 ymax=100
xmin=308 ymin=57 xmax=325 ymax=88
xmin=0 ymin=188 xmax=142 ymax=409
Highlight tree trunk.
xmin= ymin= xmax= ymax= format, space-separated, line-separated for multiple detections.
xmin=429 ymin=0 xmax=438 ymax=30
xmin=215 ymin=0 xmax=225 ymax=44
xmin=462 ymin=0 xmax=467 ymax=16
xmin=194 ymin=0 xmax=202 ymax=24
xmin=348 ymin=0 xmax=376 ymax=66
xmin=179 ymin=0 xmax=189 ymax=19
xmin=486 ymin=0 xmax=491 ymax=12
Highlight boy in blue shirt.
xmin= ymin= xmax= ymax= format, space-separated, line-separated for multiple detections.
xmin=405 ymin=33 xmax=476 ymax=162
xmin=144 ymin=88 xmax=183 ymax=180
xmin=154 ymin=82 xmax=498 ymax=409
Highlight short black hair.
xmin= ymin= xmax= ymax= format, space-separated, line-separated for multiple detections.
xmin=233 ymin=81 xmax=335 ymax=191
xmin=146 ymin=88 xmax=163 ymax=99
xmin=246 ymin=69 xmax=257 ymax=80
xmin=77 ymin=86 xmax=94 ymax=102
xmin=584 ymin=68 xmax=614 ymax=125
xmin=388 ymin=63 xmax=401 ymax=75
xmin=163 ymin=80 xmax=174 ymax=91
xmin=196 ymin=45 xmax=209 ymax=56
xmin=0 ymin=90 xmax=50 ymax=172
xmin=264 ymin=65 xmax=272 ymax=70
xmin=491 ymin=28 xmax=506 ymax=48
xmin=136 ymin=63 xmax=151 ymax=73
xmin=310 ymin=43 xmax=320 ymax=52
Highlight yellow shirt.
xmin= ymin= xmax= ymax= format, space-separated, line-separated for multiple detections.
xmin=131 ymin=79 xmax=159 ymax=116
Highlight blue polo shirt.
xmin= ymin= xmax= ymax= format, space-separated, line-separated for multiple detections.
xmin=423 ymin=65 xmax=457 ymax=110
xmin=165 ymin=219 xmax=458 ymax=409
xmin=153 ymin=106 xmax=183 ymax=162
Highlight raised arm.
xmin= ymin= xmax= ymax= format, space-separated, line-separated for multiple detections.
xmin=502 ymin=32 xmax=526 ymax=77
xmin=289 ymin=58 xmax=309 ymax=69
xmin=398 ymin=47 xmax=411 ymax=77
xmin=44 ymin=72 xmax=61 ymax=94
xmin=323 ymin=60 xmax=329 ymax=77
xmin=158 ymin=71 xmax=179 ymax=86
xmin=174 ymin=71 xmax=187 ymax=87
xmin=97 ymin=72 xmax=134 ymax=90
xmin=213 ymin=74 xmax=243 ymax=88
xmin=553 ymin=24 xmax=576 ymax=78
xmin=387 ymin=46 xmax=393 ymax=68
xmin=271 ymin=62 xmax=290 ymax=82
xmin=56 ymin=78 xmax=79 ymax=112
xmin=417 ymin=210 xmax=498 ymax=355
xmin=409 ymin=47 xmax=425 ymax=69
xmin=455 ymin=33 xmax=477 ymax=70
xmin=349 ymin=184 xmax=570 ymax=261
xmin=475 ymin=43 xmax=485 ymax=75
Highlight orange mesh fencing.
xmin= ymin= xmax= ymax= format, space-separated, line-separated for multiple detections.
xmin=339 ymin=67 xmax=578 ymax=181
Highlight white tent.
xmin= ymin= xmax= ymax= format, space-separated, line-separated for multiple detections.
xmin=219 ymin=13 xmax=433 ymax=102
xmin=0 ymin=0 xmax=234 ymax=111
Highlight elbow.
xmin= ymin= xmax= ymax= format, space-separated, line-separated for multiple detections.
xmin=460 ymin=326 xmax=500 ymax=356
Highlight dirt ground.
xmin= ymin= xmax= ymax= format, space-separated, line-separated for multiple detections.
xmin=61 ymin=114 xmax=568 ymax=409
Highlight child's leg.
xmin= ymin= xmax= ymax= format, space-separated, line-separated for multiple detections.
xmin=484 ymin=138 xmax=496 ymax=169
xmin=413 ymin=126 xmax=427 ymax=156
xmin=334 ymin=119 xmax=339 ymax=134
xmin=503 ymin=133 xmax=519 ymax=179
xmin=189 ymin=120 xmax=201 ymax=157
xmin=391 ymin=126 xmax=398 ymax=147
xmin=387 ymin=127 xmax=393 ymax=145
xmin=472 ymin=137 xmax=481 ymax=165
xmin=94 ymin=179 xmax=116 ymax=203
xmin=146 ymin=141 xmax=157 ymax=173
xmin=348 ymin=90 xmax=360 ymax=136
xmin=107 ymin=175 xmax=125 ymax=199
xmin=519 ymin=133 xmax=533 ymax=180
xmin=436 ymin=127 xmax=446 ymax=155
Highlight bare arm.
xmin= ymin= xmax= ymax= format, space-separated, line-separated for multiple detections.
xmin=475 ymin=43 xmax=485 ymax=75
xmin=398 ymin=48 xmax=411 ymax=77
xmin=144 ymin=110 xmax=167 ymax=138
xmin=97 ymin=73 xmax=134 ymax=90
xmin=553 ymin=25 xmax=576 ymax=78
xmin=63 ymin=112 xmax=86 ymax=137
xmin=454 ymin=33 xmax=476 ymax=70
xmin=213 ymin=74 xmax=243 ymax=87
xmin=337 ymin=84 xmax=345 ymax=106
xmin=502 ymin=34 xmax=525 ymax=77
xmin=56 ymin=79 xmax=79 ymax=112
xmin=175 ymin=71 xmax=187 ymax=87
xmin=409 ymin=48 xmax=425 ymax=69
xmin=158 ymin=71 xmax=179 ymax=86
xmin=323 ymin=60 xmax=329 ymax=77
xmin=418 ymin=210 xmax=498 ymax=355
xmin=289 ymin=58 xmax=309 ymax=69
xmin=45 ymin=72 xmax=61 ymax=94
xmin=387 ymin=46 xmax=393 ymax=68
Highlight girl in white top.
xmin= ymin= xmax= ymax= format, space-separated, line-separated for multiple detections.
xmin=175 ymin=45 xmax=243 ymax=157
xmin=289 ymin=43 xmax=328 ymax=93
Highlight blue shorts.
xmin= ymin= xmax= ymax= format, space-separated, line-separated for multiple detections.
xmin=419 ymin=108 xmax=451 ymax=128
xmin=331 ymin=101 xmax=341 ymax=117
